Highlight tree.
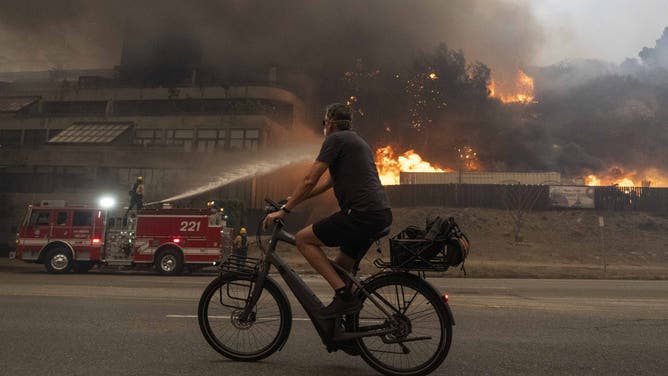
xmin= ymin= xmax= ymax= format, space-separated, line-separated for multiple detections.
xmin=500 ymin=184 xmax=544 ymax=242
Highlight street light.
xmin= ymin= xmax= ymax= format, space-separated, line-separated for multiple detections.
xmin=99 ymin=196 xmax=116 ymax=209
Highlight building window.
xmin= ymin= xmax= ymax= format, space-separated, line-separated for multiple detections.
xmin=23 ymin=130 xmax=48 ymax=147
xmin=229 ymin=128 xmax=260 ymax=151
xmin=48 ymin=123 xmax=131 ymax=144
xmin=0 ymin=130 xmax=22 ymax=146
xmin=196 ymin=129 xmax=226 ymax=152
xmin=134 ymin=129 xmax=163 ymax=146
xmin=41 ymin=101 xmax=107 ymax=116
xmin=166 ymin=129 xmax=194 ymax=151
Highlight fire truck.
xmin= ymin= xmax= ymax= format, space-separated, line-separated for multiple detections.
xmin=13 ymin=200 xmax=228 ymax=275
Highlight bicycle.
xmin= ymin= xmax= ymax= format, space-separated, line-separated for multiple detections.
xmin=198 ymin=199 xmax=455 ymax=376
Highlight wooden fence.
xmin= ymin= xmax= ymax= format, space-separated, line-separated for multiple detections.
xmin=384 ymin=184 xmax=668 ymax=213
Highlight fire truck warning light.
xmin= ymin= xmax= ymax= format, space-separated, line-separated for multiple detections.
xmin=99 ymin=196 xmax=116 ymax=209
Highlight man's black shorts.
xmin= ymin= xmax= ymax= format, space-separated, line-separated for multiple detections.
xmin=312 ymin=208 xmax=392 ymax=260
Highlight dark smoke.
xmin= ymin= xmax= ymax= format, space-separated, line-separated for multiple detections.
xmin=519 ymin=27 xmax=668 ymax=180
xmin=0 ymin=1 xmax=542 ymax=79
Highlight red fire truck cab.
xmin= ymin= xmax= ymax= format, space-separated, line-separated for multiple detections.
xmin=14 ymin=201 xmax=227 ymax=275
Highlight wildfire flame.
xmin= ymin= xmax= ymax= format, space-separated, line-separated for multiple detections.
xmin=585 ymin=175 xmax=601 ymax=186
xmin=585 ymin=167 xmax=668 ymax=188
xmin=375 ymin=146 xmax=453 ymax=185
xmin=488 ymin=69 xmax=535 ymax=104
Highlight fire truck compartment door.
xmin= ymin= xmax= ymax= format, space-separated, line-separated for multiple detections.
xmin=51 ymin=211 xmax=71 ymax=239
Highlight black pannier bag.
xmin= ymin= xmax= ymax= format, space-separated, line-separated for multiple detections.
xmin=383 ymin=215 xmax=470 ymax=273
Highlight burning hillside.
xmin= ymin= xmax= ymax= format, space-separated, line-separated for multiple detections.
xmin=488 ymin=69 xmax=536 ymax=104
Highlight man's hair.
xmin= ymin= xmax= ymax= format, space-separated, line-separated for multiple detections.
xmin=325 ymin=103 xmax=353 ymax=130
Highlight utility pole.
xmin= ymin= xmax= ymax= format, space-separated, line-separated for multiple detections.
xmin=598 ymin=215 xmax=607 ymax=277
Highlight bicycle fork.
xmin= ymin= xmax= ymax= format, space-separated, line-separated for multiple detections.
xmin=237 ymin=260 xmax=270 ymax=323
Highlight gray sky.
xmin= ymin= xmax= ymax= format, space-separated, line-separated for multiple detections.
xmin=529 ymin=0 xmax=668 ymax=65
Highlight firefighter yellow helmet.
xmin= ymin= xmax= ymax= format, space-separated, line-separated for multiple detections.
xmin=137 ymin=176 xmax=143 ymax=180
xmin=240 ymin=227 xmax=247 ymax=235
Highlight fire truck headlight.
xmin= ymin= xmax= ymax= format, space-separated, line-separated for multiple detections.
xmin=99 ymin=196 xmax=116 ymax=209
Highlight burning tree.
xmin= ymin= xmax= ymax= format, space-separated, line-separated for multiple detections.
xmin=405 ymin=44 xmax=490 ymax=149
xmin=339 ymin=44 xmax=491 ymax=150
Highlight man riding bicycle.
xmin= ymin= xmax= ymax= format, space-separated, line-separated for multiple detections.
xmin=263 ymin=103 xmax=392 ymax=319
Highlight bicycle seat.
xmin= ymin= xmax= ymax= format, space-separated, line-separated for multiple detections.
xmin=372 ymin=226 xmax=391 ymax=241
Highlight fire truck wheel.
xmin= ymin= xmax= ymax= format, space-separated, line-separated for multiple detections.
xmin=73 ymin=261 xmax=94 ymax=273
xmin=44 ymin=247 xmax=74 ymax=274
xmin=156 ymin=249 xmax=184 ymax=275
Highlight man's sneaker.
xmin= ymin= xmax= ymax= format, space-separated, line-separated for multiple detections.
xmin=318 ymin=295 xmax=362 ymax=319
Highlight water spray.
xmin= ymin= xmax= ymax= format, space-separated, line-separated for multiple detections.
xmin=148 ymin=143 xmax=320 ymax=205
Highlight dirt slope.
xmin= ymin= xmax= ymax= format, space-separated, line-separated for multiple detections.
xmin=255 ymin=207 xmax=668 ymax=279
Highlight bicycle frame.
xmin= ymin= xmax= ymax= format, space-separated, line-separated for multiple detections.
xmin=236 ymin=220 xmax=401 ymax=348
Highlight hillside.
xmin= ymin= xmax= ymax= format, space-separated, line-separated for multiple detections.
xmin=270 ymin=207 xmax=668 ymax=279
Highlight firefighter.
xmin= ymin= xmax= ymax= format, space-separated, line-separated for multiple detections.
xmin=125 ymin=176 xmax=144 ymax=217
xmin=234 ymin=227 xmax=248 ymax=267
xmin=207 ymin=201 xmax=224 ymax=225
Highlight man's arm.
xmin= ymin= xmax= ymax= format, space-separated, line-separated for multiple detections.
xmin=306 ymin=172 xmax=333 ymax=200
xmin=283 ymin=161 xmax=329 ymax=211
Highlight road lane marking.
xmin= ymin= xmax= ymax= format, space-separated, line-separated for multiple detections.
xmin=167 ymin=314 xmax=313 ymax=321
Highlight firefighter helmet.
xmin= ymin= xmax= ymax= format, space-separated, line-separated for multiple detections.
xmin=137 ymin=176 xmax=143 ymax=181
xmin=239 ymin=227 xmax=247 ymax=235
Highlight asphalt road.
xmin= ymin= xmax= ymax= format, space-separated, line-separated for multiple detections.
xmin=1 ymin=265 xmax=667 ymax=376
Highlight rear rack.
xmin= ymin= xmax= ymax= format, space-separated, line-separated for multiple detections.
xmin=373 ymin=238 xmax=450 ymax=272
xmin=373 ymin=255 xmax=450 ymax=272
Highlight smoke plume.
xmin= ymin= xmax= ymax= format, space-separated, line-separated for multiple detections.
xmin=0 ymin=0 xmax=542 ymax=81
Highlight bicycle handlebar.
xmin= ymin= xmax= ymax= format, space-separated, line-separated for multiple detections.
xmin=258 ymin=198 xmax=289 ymax=253
xmin=264 ymin=197 xmax=288 ymax=214
xmin=264 ymin=198 xmax=281 ymax=212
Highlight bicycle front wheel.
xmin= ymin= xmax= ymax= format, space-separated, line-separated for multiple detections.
xmin=354 ymin=273 xmax=453 ymax=376
xmin=198 ymin=275 xmax=292 ymax=361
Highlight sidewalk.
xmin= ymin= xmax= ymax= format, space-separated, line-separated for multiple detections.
xmin=0 ymin=256 xmax=43 ymax=272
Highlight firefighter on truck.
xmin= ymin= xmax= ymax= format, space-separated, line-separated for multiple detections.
xmin=13 ymin=200 xmax=226 ymax=275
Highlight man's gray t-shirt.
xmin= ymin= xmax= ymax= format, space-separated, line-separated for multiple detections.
xmin=316 ymin=130 xmax=391 ymax=212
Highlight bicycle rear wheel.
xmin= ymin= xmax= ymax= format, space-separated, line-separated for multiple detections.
xmin=198 ymin=275 xmax=292 ymax=361
xmin=354 ymin=273 xmax=452 ymax=376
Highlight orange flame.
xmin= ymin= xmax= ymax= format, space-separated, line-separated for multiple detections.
xmin=585 ymin=167 xmax=668 ymax=188
xmin=375 ymin=146 xmax=453 ymax=185
xmin=585 ymin=175 xmax=601 ymax=186
xmin=488 ymin=69 xmax=535 ymax=104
